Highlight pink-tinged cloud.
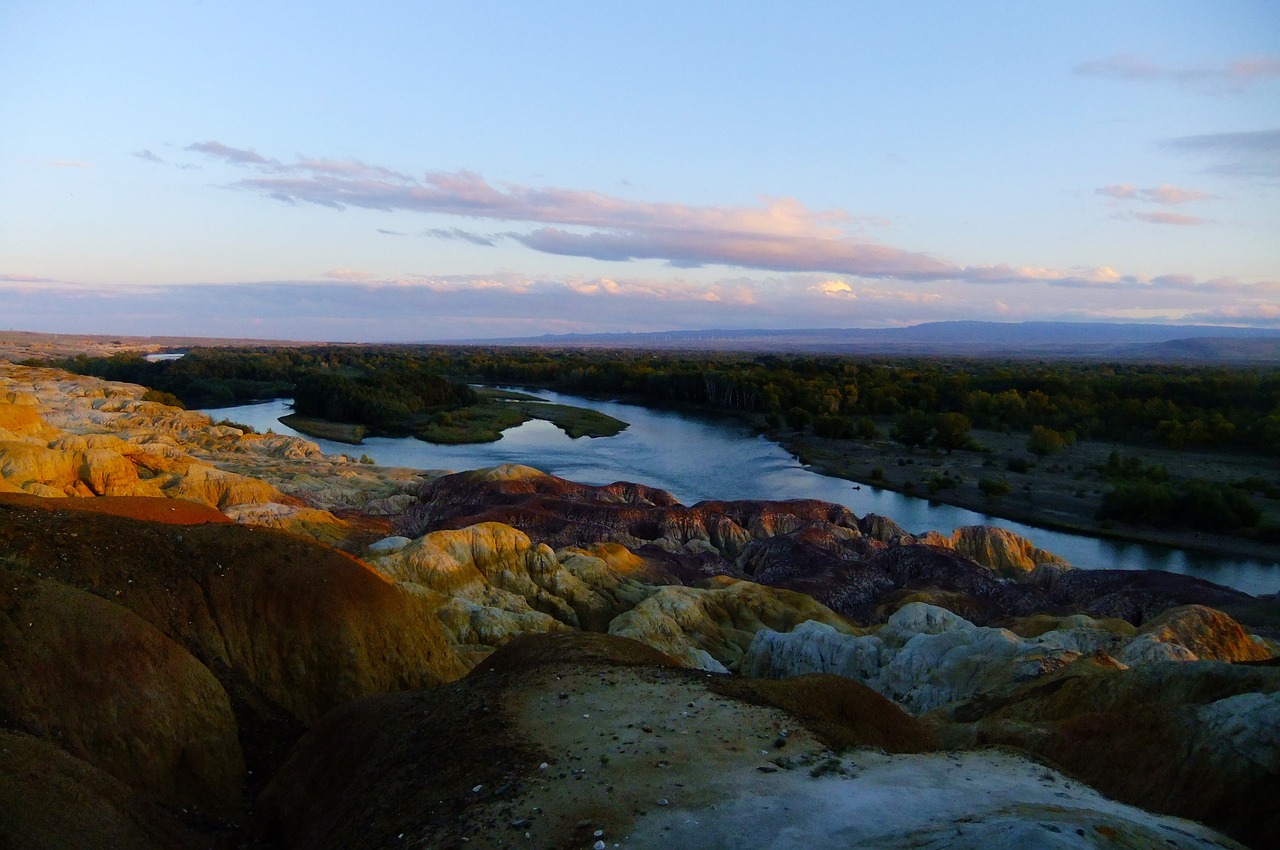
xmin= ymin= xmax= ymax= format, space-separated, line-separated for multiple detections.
xmin=1142 ymin=183 xmax=1214 ymax=204
xmin=1132 ymin=211 xmax=1207 ymax=226
xmin=323 ymin=268 xmax=376 ymax=282
xmin=1096 ymin=183 xmax=1138 ymax=200
xmin=186 ymin=141 xmax=273 ymax=166
xmin=181 ymin=141 xmax=1245 ymax=288
xmin=1098 ymin=183 xmax=1214 ymax=204
xmin=1075 ymin=53 xmax=1280 ymax=92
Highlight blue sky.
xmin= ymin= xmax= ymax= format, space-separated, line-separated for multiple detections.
xmin=2 ymin=1 xmax=1278 ymax=340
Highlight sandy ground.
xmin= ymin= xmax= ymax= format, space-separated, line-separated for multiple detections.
xmin=449 ymin=662 xmax=1246 ymax=850
xmin=781 ymin=422 xmax=1280 ymax=564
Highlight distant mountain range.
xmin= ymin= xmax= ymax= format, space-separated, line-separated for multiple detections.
xmin=456 ymin=322 xmax=1280 ymax=363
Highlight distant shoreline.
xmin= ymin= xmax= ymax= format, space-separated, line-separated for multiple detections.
xmin=774 ymin=426 xmax=1280 ymax=569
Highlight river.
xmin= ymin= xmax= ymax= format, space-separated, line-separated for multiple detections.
xmin=203 ymin=390 xmax=1279 ymax=596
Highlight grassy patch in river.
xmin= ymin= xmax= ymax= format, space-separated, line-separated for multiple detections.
xmin=416 ymin=398 xmax=627 ymax=444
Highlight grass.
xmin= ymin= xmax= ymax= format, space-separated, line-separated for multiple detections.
xmin=279 ymin=414 xmax=368 ymax=444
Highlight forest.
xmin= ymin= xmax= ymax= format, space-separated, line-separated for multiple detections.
xmin=49 ymin=346 xmax=1280 ymax=455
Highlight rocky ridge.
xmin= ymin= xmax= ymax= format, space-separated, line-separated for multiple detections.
xmin=1 ymin=362 xmax=1277 ymax=849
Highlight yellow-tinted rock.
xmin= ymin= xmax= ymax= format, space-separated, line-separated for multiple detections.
xmin=1131 ymin=604 xmax=1274 ymax=663
xmin=609 ymin=577 xmax=856 ymax=671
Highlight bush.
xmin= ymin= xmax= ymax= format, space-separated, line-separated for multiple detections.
xmin=1006 ymin=457 xmax=1032 ymax=474
xmin=214 ymin=418 xmax=256 ymax=433
xmin=891 ymin=409 xmax=934 ymax=450
xmin=785 ymin=407 xmax=813 ymax=431
xmin=1098 ymin=479 xmax=1261 ymax=531
xmin=1027 ymin=425 xmax=1066 ymax=457
xmin=142 ymin=389 xmax=185 ymax=409
xmin=979 ymin=477 xmax=1012 ymax=498
xmin=931 ymin=412 xmax=971 ymax=454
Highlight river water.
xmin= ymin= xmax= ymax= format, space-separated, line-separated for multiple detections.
xmin=203 ymin=390 xmax=1279 ymax=596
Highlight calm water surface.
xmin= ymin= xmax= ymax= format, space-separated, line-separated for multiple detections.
xmin=205 ymin=390 xmax=1279 ymax=596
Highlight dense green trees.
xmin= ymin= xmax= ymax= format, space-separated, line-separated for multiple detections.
xmin=51 ymin=346 xmax=1280 ymax=457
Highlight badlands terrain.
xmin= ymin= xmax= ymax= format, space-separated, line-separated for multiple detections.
xmin=1 ymin=360 xmax=1278 ymax=849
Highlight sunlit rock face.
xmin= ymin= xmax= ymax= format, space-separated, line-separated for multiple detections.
xmin=367 ymin=520 xmax=858 ymax=672
xmin=0 ymin=363 xmax=433 ymax=547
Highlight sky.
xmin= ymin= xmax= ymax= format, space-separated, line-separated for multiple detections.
xmin=1 ymin=1 xmax=1278 ymax=341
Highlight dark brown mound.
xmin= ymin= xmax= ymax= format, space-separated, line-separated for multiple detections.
xmin=0 ymin=492 xmax=231 ymax=524
xmin=259 ymin=632 xmax=938 ymax=850
xmin=0 ymin=730 xmax=211 ymax=850
xmin=471 ymin=630 xmax=684 ymax=674
xmin=0 ymin=497 xmax=466 ymax=839
xmin=955 ymin=654 xmax=1280 ymax=849
xmin=707 ymin=673 xmax=938 ymax=753
xmin=0 ymin=570 xmax=243 ymax=812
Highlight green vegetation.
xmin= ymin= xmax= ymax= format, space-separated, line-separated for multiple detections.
xmin=1095 ymin=451 xmax=1263 ymax=532
xmin=212 ymin=418 xmax=256 ymax=434
xmin=1027 ymin=425 xmax=1070 ymax=457
xmin=278 ymin=414 xmax=367 ymax=444
xmin=142 ymin=388 xmax=185 ymax=408
xmin=1098 ymin=480 xmax=1261 ymax=531
xmin=417 ymin=399 xmax=627 ymax=443
xmin=979 ymin=477 xmax=1012 ymax=498
xmin=53 ymin=347 xmax=1280 ymax=457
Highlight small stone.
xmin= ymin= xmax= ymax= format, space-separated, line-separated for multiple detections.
xmin=594 ymin=830 xmax=604 ymax=837
xmin=471 ymin=784 xmax=483 ymax=793
xmin=657 ymin=798 xmax=670 ymax=807
xmin=538 ymin=762 xmax=549 ymax=770
xmin=594 ymin=842 xmax=606 ymax=850
xmin=510 ymin=818 xmax=532 ymax=829
xmin=758 ymin=765 xmax=778 ymax=773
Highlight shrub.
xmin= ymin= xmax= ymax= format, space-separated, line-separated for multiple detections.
xmin=214 ymin=418 xmax=256 ymax=434
xmin=979 ymin=477 xmax=1012 ymax=498
xmin=1027 ymin=425 xmax=1065 ymax=457
xmin=142 ymin=388 xmax=185 ymax=409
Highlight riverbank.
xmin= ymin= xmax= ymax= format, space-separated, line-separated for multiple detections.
xmin=776 ymin=424 xmax=1280 ymax=567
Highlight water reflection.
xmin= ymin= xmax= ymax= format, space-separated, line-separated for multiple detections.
xmin=203 ymin=391 xmax=1279 ymax=596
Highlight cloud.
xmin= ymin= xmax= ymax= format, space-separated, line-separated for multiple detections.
xmin=422 ymin=227 xmax=497 ymax=247
xmin=186 ymin=141 xmax=273 ymax=166
xmin=811 ymin=280 xmax=855 ymax=297
xmin=1131 ymin=211 xmax=1208 ymax=226
xmin=177 ymin=141 xmax=1253 ymax=288
xmin=1142 ymin=184 xmax=1214 ymax=204
xmin=323 ymin=268 xmax=375 ymax=281
xmin=5 ymin=270 xmax=1279 ymax=339
xmin=47 ymin=160 xmax=90 ymax=168
xmin=133 ymin=149 xmax=165 ymax=164
xmin=0 ymin=273 xmax=60 ymax=283
xmin=1097 ymin=183 xmax=1138 ymax=200
xmin=1075 ymin=53 xmax=1280 ymax=93
xmin=1097 ymin=183 xmax=1214 ymax=204
xmin=376 ymin=228 xmax=406 ymax=236
xmin=1163 ymin=128 xmax=1280 ymax=178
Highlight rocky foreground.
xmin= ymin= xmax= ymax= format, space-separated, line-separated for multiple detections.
xmin=1 ymin=362 xmax=1278 ymax=849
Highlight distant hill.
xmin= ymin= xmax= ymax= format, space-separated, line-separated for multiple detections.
xmin=455 ymin=322 xmax=1280 ymax=362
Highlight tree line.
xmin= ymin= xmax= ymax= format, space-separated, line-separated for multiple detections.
xmin=46 ymin=346 xmax=1280 ymax=455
